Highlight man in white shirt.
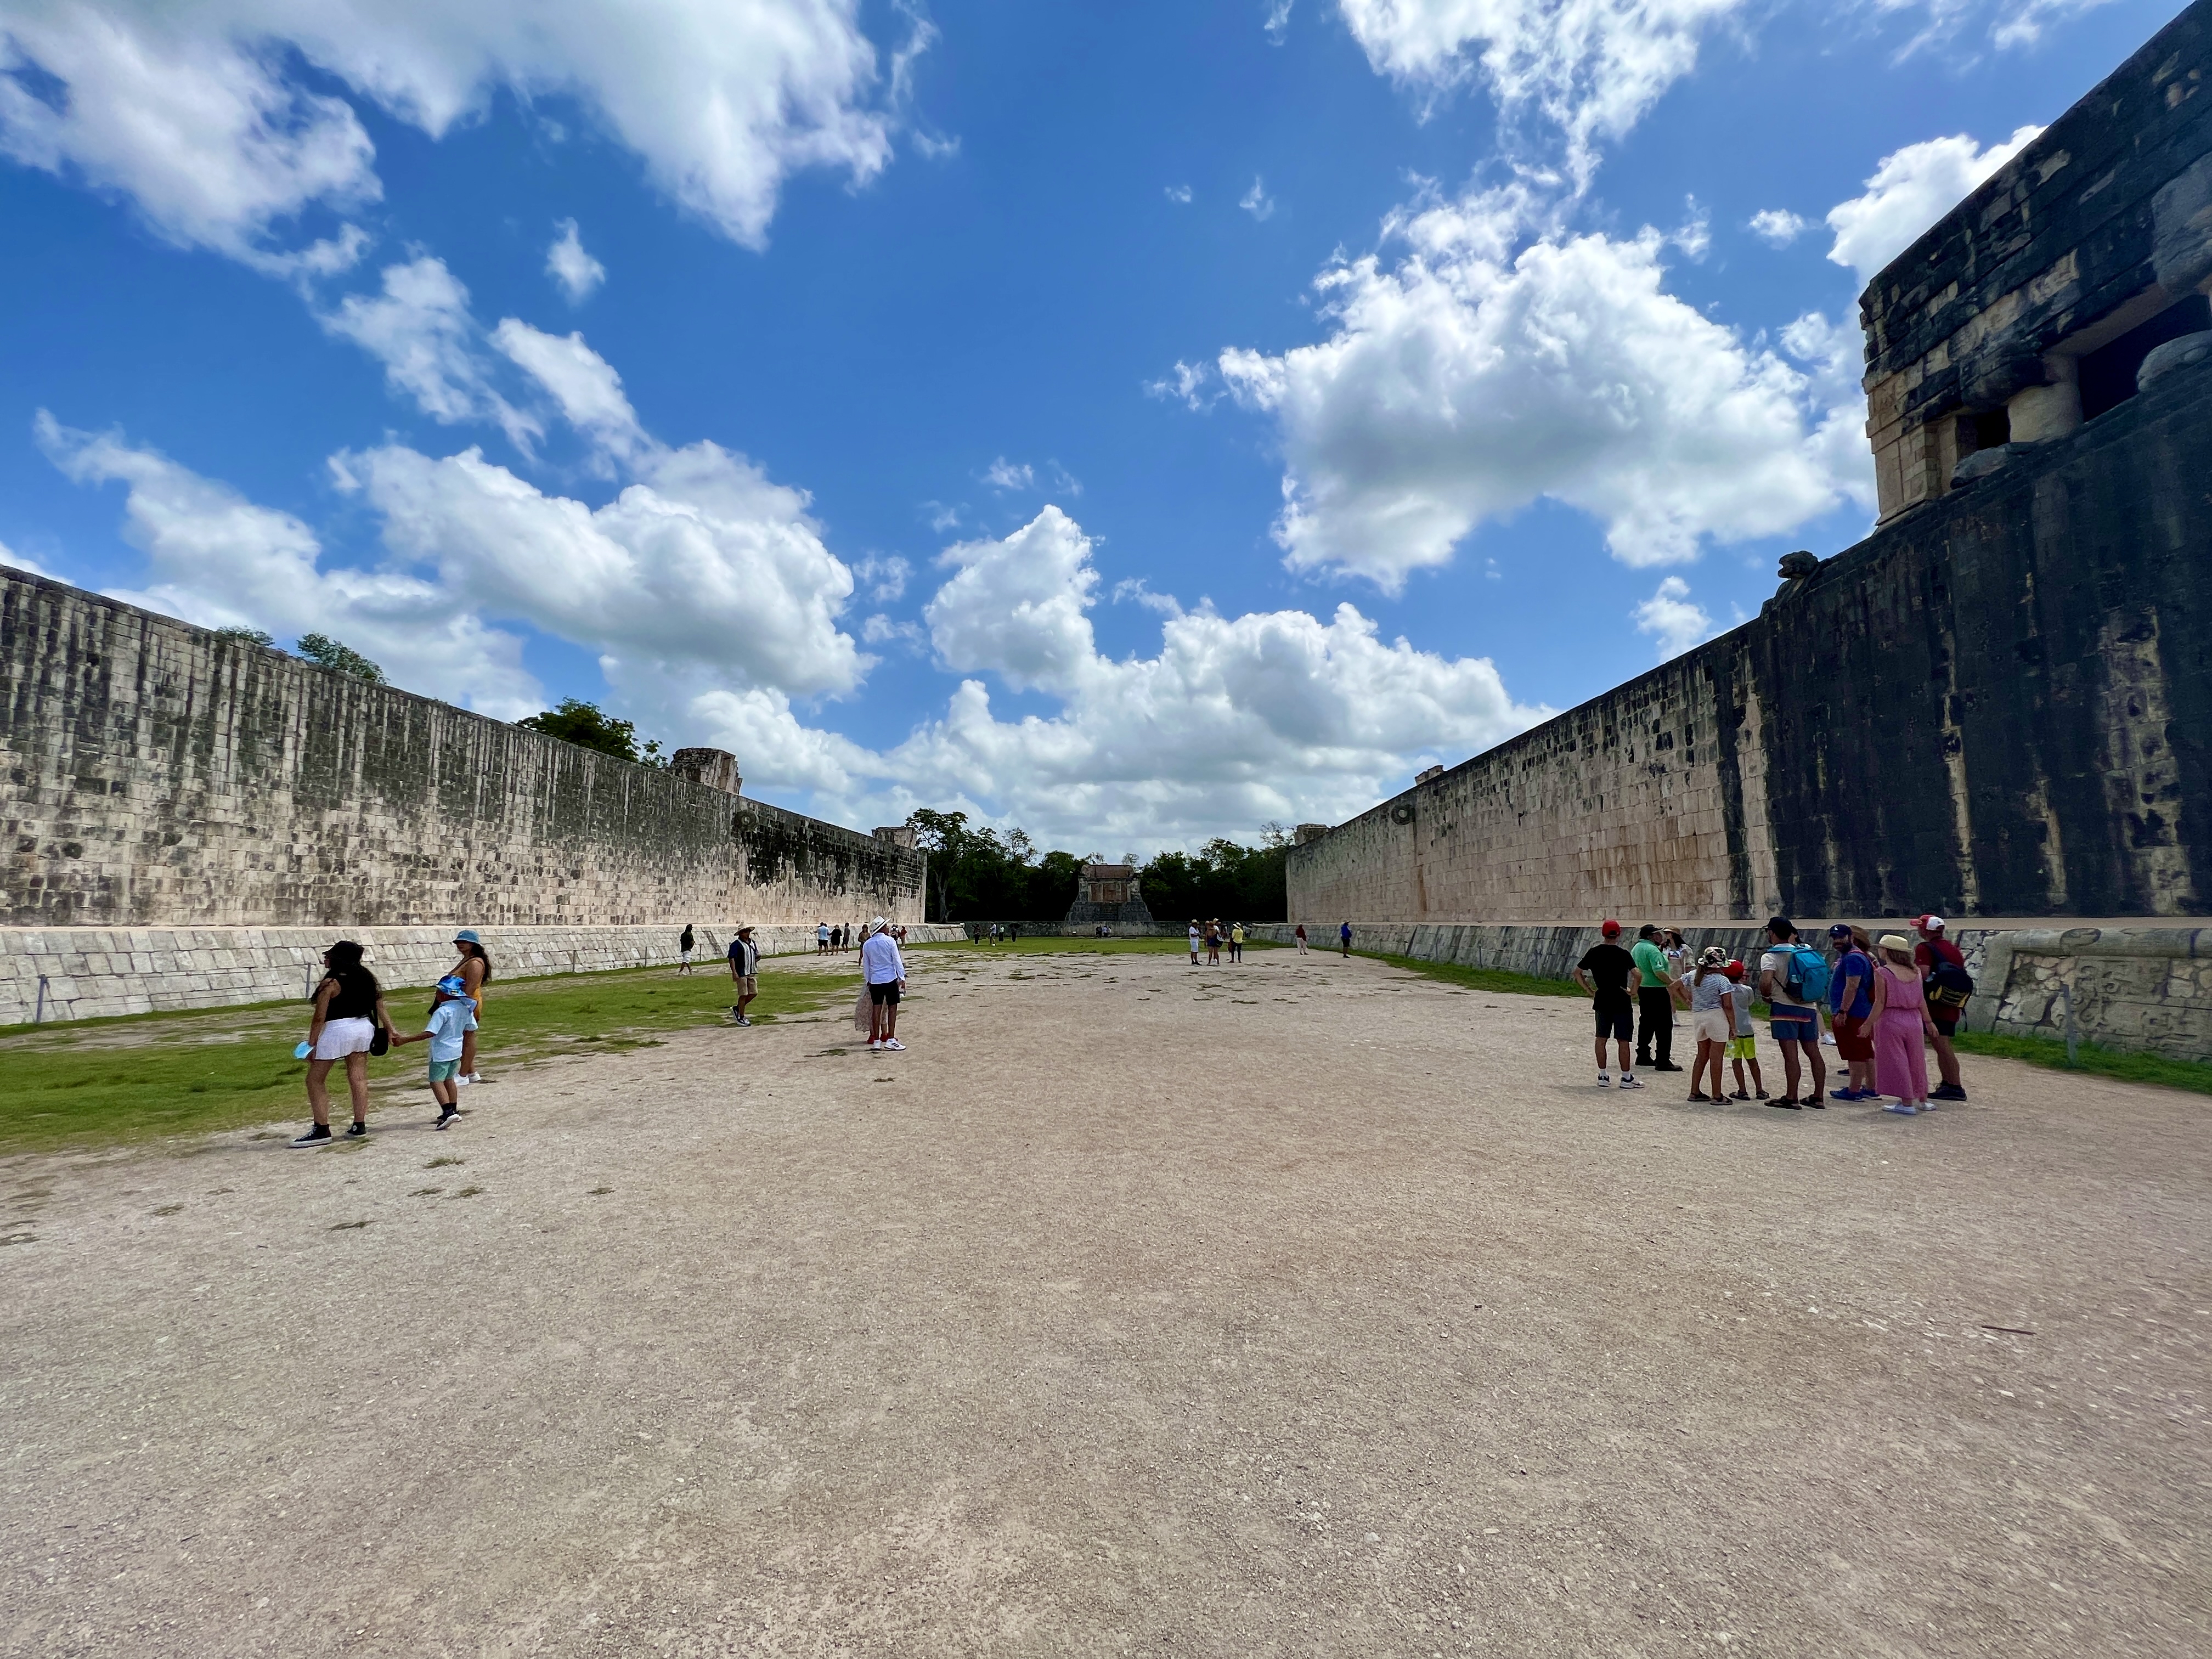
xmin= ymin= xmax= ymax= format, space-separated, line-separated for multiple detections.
xmin=861 ymin=917 xmax=908 ymax=1052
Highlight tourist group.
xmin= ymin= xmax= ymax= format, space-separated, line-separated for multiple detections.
xmin=1573 ymin=915 xmax=1974 ymax=1114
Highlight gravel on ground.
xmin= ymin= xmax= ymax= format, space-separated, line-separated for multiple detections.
xmin=2 ymin=945 xmax=2206 ymax=1656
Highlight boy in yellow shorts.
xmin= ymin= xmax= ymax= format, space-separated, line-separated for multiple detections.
xmin=1722 ymin=960 xmax=1766 ymax=1101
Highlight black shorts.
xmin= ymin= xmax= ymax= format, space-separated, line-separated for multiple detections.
xmin=1593 ymin=998 xmax=1633 ymax=1040
xmin=1930 ymin=1006 xmax=1960 ymax=1036
xmin=868 ymin=982 xmax=901 ymax=1006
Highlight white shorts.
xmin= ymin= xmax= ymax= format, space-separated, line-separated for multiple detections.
xmin=313 ymin=1017 xmax=377 ymax=1059
xmin=1694 ymin=1008 xmax=1733 ymax=1043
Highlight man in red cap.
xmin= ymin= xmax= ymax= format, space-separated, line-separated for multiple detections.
xmin=1914 ymin=915 xmax=1969 ymax=1102
xmin=1573 ymin=919 xmax=1643 ymax=1089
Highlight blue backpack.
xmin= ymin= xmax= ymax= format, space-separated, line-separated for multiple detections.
xmin=1785 ymin=945 xmax=1831 ymax=1005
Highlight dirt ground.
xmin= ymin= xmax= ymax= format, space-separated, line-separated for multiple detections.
xmin=2 ymin=945 xmax=2207 ymax=1657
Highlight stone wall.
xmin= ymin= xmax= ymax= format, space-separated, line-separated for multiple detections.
xmin=1286 ymin=350 xmax=2212 ymax=930
xmin=1861 ymin=0 xmax=2212 ymax=521
xmin=0 ymin=569 xmax=926 ymax=931
xmin=0 ymin=922 xmax=966 ymax=1026
xmin=1249 ymin=922 xmax=2212 ymax=1063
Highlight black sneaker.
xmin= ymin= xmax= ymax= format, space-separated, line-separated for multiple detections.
xmin=1770 ymin=1098 xmax=1803 ymax=1109
xmin=345 ymin=1121 xmax=368 ymax=1138
xmin=1652 ymin=1062 xmax=1684 ymax=1073
xmin=435 ymin=1107 xmax=459 ymax=1130
xmin=1931 ymin=1082 xmax=1967 ymax=1102
xmin=289 ymin=1124 xmax=332 ymax=1148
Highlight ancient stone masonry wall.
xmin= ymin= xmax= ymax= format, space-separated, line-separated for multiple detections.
xmin=1288 ymin=352 xmax=2212 ymax=928
xmin=0 ymin=570 xmax=927 ymax=932
xmin=1862 ymin=0 xmax=2212 ymax=520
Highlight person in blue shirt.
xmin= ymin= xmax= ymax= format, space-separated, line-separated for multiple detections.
xmin=1339 ymin=921 xmax=1352 ymax=958
xmin=390 ymin=974 xmax=477 ymax=1130
xmin=1827 ymin=924 xmax=1877 ymax=1101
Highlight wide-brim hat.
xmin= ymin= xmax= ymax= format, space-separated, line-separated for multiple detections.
xmin=1877 ymin=933 xmax=1912 ymax=952
xmin=453 ymin=928 xmax=482 ymax=945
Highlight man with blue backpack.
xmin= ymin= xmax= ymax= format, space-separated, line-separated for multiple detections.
xmin=1757 ymin=916 xmax=1830 ymax=1109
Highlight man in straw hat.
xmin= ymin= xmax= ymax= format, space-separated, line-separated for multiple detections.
xmin=860 ymin=916 xmax=909 ymax=1052
xmin=727 ymin=925 xmax=761 ymax=1025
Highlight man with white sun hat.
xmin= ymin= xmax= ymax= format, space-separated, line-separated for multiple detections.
xmin=1914 ymin=914 xmax=1971 ymax=1102
xmin=860 ymin=916 xmax=909 ymax=1052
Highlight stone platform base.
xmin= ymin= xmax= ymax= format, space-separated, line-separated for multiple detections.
xmin=1250 ymin=921 xmax=2212 ymax=1064
xmin=0 ymin=923 xmax=965 ymax=1027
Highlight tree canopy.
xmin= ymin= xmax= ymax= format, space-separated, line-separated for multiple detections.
xmin=295 ymin=632 xmax=383 ymax=684
xmin=904 ymin=809 xmax=1285 ymax=924
xmin=516 ymin=698 xmax=667 ymax=765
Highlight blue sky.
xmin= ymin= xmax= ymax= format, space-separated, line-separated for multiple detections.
xmin=0 ymin=0 xmax=2185 ymax=851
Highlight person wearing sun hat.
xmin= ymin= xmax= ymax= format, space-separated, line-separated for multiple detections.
xmin=860 ymin=915 xmax=908 ymax=1052
xmin=446 ymin=928 xmax=493 ymax=1085
xmin=1871 ymin=932 xmax=1941 ymax=1113
xmin=1913 ymin=915 xmax=1970 ymax=1102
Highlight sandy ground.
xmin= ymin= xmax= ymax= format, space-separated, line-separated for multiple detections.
xmin=2 ymin=946 xmax=2207 ymax=1657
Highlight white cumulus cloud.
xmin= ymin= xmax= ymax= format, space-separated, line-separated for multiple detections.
xmin=1747 ymin=207 xmax=1808 ymax=246
xmin=489 ymin=319 xmax=650 ymax=466
xmin=1633 ymin=574 xmax=1712 ymax=659
xmin=1240 ymin=176 xmax=1276 ymax=221
xmin=1336 ymin=0 xmax=1751 ymax=185
xmin=0 ymin=537 xmax=49 ymax=577
xmin=983 ymin=457 xmax=1035 ymax=492
xmin=1825 ymin=125 xmax=2043 ymax=284
xmin=320 ymin=257 xmax=540 ymax=449
xmin=1216 ymin=187 xmax=1867 ymax=588
xmin=0 ymin=0 xmax=902 ymax=267
xmin=35 ymin=413 xmax=544 ymax=717
xmin=545 ymin=218 xmax=606 ymax=302
xmin=1165 ymin=183 xmax=1193 ymax=204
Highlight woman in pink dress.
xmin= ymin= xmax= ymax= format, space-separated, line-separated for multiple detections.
xmin=1869 ymin=933 xmax=1941 ymax=1115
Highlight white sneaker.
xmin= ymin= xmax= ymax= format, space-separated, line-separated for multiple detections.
xmin=1618 ymin=1075 xmax=1644 ymax=1090
xmin=455 ymin=1075 xmax=473 ymax=1088
xmin=867 ymin=1039 xmax=882 ymax=1051
xmin=1820 ymin=1033 xmax=1838 ymax=1047
xmin=1598 ymin=1074 xmax=1611 ymax=1088
xmin=881 ymin=1038 xmax=906 ymax=1052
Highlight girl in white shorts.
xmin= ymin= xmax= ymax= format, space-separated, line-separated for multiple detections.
xmin=292 ymin=941 xmax=396 ymax=1147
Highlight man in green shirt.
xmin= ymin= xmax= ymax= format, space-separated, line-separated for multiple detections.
xmin=1632 ymin=924 xmax=1681 ymax=1071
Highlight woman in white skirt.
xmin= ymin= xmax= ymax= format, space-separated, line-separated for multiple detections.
xmin=292 ymin=941 xmax=397 ymax=1147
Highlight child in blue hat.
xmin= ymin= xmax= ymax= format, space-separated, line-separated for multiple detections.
xmin=391 ymin=975 xmax=478 ymax=1129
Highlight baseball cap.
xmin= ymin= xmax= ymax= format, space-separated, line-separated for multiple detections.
xmin=1917 ymin=913 xmax=1946 ymax=932
xmin=1828 ymin=923 xmax=1853 ymax=940
xmin=453 ymin=928 xmax=482 ymax=945
xmin=1723 ymin=959 xmax=1745 ymax=980
xmin=1600 ymin=919 xmax=1622 ymax=936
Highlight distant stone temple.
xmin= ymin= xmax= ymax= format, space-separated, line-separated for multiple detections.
xmin=1065 ymin=862 xmax=1153 ymax=929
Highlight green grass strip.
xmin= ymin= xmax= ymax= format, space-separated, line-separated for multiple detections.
xmin=1951 ymin=1029 xmax=2212 ymax=1095
xmin=0 ymin=960 xmax=857 ymax=1157
xmin=1354 ymin=949 xmax=1585 ymax=1000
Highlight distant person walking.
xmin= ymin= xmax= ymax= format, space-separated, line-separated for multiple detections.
xmin=677 ymin=924 xmax=696 ymax=974
xmin=1757 ymin=917 xmax=1827 ymax=1109
xmin=1827 ymin=924 xmax=1877 ymax=1101
xmin=1294 ymin=923 xmax=1308 ymax=955
xmin=1339 ymin=921 xmax=1352 ymax=958
xmin=1722 ymin=960 xmax=1765 ymax=1099
xmin=447 ymin=929 xmax=492 ymax=1086
xmin=728 ymin=925 xmax=760 ymax=1025
xmin=862 ymin=917 xmax=908 ymax=1052
xmin=1632 ymin=924 xmax=1679 ymax=1073
xmin=291 ymin=940 xmax=397 ymax=1147
xmin=1573 ymin=920 xmax=1641 ymax=1090
xmin=1914 ymin=915 xmax=1971 ymax=1102
xmin=1872 ymin=933 xmax=1940 ymax=1114
xmin=390 ymin=974 xmax=476 ymax=1130
xmin=1188 ymin=921 xmax=1201 ymax=964
xmin=1229 ymin=922 xmax=1245 ymax=962
xmin=1685 ymin=946 xmax=1733 ymax=1101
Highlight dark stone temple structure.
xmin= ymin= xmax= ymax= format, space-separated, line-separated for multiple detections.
xmin=1064 ymin=862 xmax=1154 ymax=929
xmin=1290 ymin=0 xmax=2212 ymax=927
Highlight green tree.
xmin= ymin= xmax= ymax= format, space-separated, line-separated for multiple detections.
xmin=904 ymin=810 xmax=1092 ymax=923
xmin=295 ymin=632 xmax=384 ymax=683
xmin=516 ymin=698 xmax=667 ymax=764
xmin=1137 ymin=834 xmax=1287 ymax=923
xmin=212 ymin=625 xmax=275 ymax=648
